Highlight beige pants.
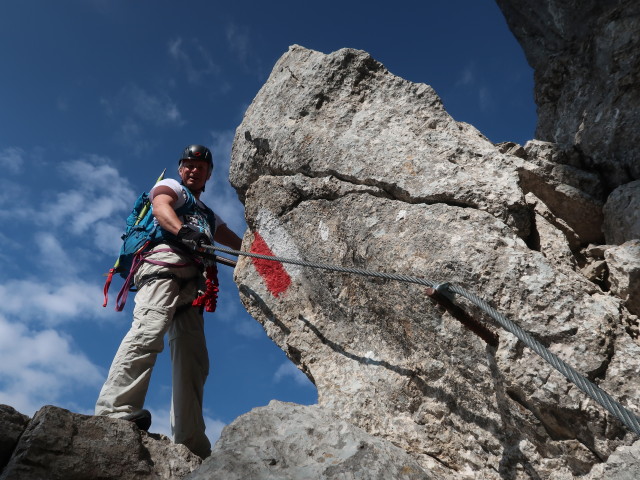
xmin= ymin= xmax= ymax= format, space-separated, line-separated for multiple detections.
xmin=95 ymin=245 xmax=211 ymax=458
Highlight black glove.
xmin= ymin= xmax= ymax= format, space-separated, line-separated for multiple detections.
xmin=177 ymin=225 xmax=211 ymax=249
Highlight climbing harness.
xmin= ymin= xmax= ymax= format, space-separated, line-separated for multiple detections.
xmin=106 ymin=244 xmax=219 ymax=313
xmin=193 ymin=242 xmax=640 ymax=437
xmin=112 ymin=244 xmax=192 ymax=311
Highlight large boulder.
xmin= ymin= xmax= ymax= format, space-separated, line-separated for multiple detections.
xmin=0 ymin=405 xmax=201 ymax=480
xmin=230 ymin=45 xmax=532 ymax=240
xmin=187 ymin=400 xmax=437 ymax=480
xmin=230 ymin=45 xmax=640 ymax=478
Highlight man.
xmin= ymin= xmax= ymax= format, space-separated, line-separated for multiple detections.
xmin=96 ymin=144 xmax=242 ymax=458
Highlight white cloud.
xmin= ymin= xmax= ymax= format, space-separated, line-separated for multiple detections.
xmin=0 ymin=278 xmax=109 ymax=326
xmin=127 ymin=85 xmax=184 ymax=126
xmin=454 ymin=63 xmax=493 ymax=111
xmin=168 ymin=37 xmax=219 ymax=84
xmin=38 ymin=158 xmax=136 ymax=237
xmin=456 ymin=63 xmax=475 ymax=87
xmin=226 ymin=23 xmax=250 ymax=66
xmin=0 ymin=146 xmax=25 ymax=174
xmin=148 ymin=405 xmax=172 ymax=438
xmin=116 ymin=117 xmax=145 ymax=150
xmin=0 ymin=179 xmax=27 ymax=218
xmin=103 ymin=84 xmax=184 ymax=130
xmin=205 ymin=415 xmax=226 ymax=444
xmin=274 ymin=361 xmax=313 ymax=387
xmin=478 ymin=86 xmax=493 ymax=111
xmin=0 ymin=315 xmax=103 ymax=416
xmin=35 ymin=232 xmax=79 ymax=276
xmin=93 ymin=220 xmax=127 ymax=257
xmin=213 ymin=279 xmax=263 ymax=339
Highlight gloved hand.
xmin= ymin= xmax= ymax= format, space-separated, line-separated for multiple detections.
xmin=177 ymin=225 xmax=211 ymax=249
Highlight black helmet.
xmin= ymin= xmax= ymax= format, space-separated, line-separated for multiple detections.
xmin=179 ymin=144 xmax=213 ymax=166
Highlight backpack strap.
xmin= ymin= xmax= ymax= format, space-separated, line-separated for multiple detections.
xmin=102 ymin=268 xmax=117 ymax=308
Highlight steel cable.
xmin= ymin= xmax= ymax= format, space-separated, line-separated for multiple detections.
xmin=207 ymin=244 xmax=640 ymax=435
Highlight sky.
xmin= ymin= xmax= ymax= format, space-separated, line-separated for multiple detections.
xmin=0 ymin=1 xmax=536 ymax=444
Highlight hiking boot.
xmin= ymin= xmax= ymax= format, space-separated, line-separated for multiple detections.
xmin=121 ymin=409 xmax=152 ymax=431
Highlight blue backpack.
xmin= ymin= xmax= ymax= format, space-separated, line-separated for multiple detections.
xmin=116 ymin=191 xmax=159 ymax=278
xmin=102 ymin=190 xmax=159 ymax=309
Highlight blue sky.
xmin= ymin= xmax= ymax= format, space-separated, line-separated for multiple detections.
xmin=0 ymin=1 xmax=535 ymax=442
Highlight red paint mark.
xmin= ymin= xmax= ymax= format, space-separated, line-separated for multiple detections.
xmin=250 ymin=231 xmax=292 ymax=297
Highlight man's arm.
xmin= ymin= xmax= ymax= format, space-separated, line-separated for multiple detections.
xmin=151 ymin=187 xmax=182 ymax=235
xmin=214 ymin=223 xmax=242 ymax=250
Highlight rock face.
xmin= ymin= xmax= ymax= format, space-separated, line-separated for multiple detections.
xmin=188 ymin=400 xmax=437 ymax=480
xmin=494 ymin=0 xmax=640 ymax=190
xmin=605 ymin=240 xmax=640 ymax=317
xmin=603 ymin=181 xmax=640 ymax=244
xmin=0 ymin=405 xmax=201 ymax=480
xmin=229 ymin=45 xmax=640 ymax=479
xmin=0 ymin=406 xmax=29 ymax=472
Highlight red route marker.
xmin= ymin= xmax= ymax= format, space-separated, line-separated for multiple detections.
xmin=250 ymin=231 xmax=292 ymax=297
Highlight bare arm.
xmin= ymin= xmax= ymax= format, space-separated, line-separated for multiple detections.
xmin=214 ymin=223 xmax=242 ymax=250
xmin=151 ymin=187 xmax=182 ymax=235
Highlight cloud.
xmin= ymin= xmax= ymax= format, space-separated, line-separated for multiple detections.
xmin=0 ymin=314 xmax=103 ymax=416
xmin=205 ymin=415 xmax=226 ymax=444
xmin=101 ymin=84 xmax=184 ymax=150
xmin=37 ymin=157 xmax=136 ymax=240
xmin=454 ymin=63 xmax=494 ymax=111
xmin=274 ymin=361 xmax=314 ymax=388
xmin=0 ymin=278 xmax=108 ymax=326
xmin=148 ymin=405 xmax=172 ymax=438
xmin=35 ymin=232 xmax=79 ymax=276
xmin=93 ymin=220 xmax=128 ymax=257
xmin=0 ymin=147 xmax=26 ymax=174
xmin=478 ymin=86 xmax=493 ymax=111
xmin=0 ymin=178 xmax=28 ymax=213
xmin=168 ymin=37 xmax=219 ymax=84
xmin=213 ymin=275 xmax=263 ymax=339
xmin=226 ymin=23 xmax=250 ymax=66
xmin=0 ymin=155 xmax=133 ymax=325
xmin=455 ymin=64 xmax=475 ymax=87
xmin=126 ymin=85 xmax=184 ymax=126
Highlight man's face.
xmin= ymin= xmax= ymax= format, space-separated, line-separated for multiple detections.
xmin=179 ymin=160 xmax=211 ymax=192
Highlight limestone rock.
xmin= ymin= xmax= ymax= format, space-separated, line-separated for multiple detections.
xmin=605 ymin=240 xmax=640 ymax=316
xmin=495 ymin=0 xmax=640 ymax=189
xmin=0 ymin=405 xmax=29 ymax=471
xmin=0 ymin=405 xmax=201 ymax=480
xmin=603 ymin=180 xmax=640 ymax=245
xmin=524 ymin=192 xmax=579 ymax=273
xmin=230 ymin=45 xmax=640 ymax=479
xmin=584 ymin=440 xmax=640 ymax=480
xmin=517 ymin=140 xmax=605 ymax=247
xmin=187 ymin=400 xmax=437 ymax=480
xmin=231 ymin=45 xmax=532 ymax=239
